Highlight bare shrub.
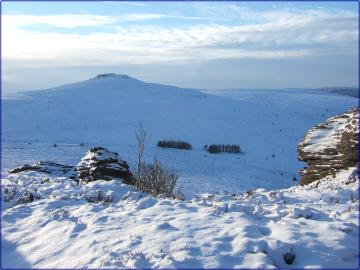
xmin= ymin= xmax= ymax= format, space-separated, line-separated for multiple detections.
xmin=15 ymin=190 xmax=41 ymax=205
xmin=133 ymin=125 xmax=179 ymax=198
xmin=173 ymin=185 xmax=185 ymax=200
xmin=157 ymin=140 xmax=192 ymax=150
xmin=135 ymin=124 xmax=147 ymax=175
xmin=134 ymin=158 xmax=178 ymax=198
xmin=85 ymin=190 xmax=112 ymax=203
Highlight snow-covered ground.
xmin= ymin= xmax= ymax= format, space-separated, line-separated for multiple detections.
xmin=2 ymin=75 xmax=359 ymax=268
xmin=2 ymin=167 xmax=358 ymax=268
xmin=2 ymin=74 xmax=357 ymax=196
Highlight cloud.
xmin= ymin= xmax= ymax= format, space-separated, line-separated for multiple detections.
xmin=121 ymin=13 xmax=206 ymax=21
xmin=2 ymin=8 xmax=358 ymax=67
xmin=104 ymin=1 xmax=147 ymax=7
xmin=3 ymin=14 xmax=118 ymax=29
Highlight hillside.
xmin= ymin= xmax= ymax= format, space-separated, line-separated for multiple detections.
xmin=2 ymin=74 xmax=357 ymax=196
xmin=2 ymin=74 xmax=358 ymax=268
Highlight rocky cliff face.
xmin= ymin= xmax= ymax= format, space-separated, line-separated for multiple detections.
xmin=298 ymin=107 xmax=359 ymax=185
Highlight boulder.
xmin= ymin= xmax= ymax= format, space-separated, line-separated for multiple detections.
xmin=298 ymin=108 xmax=359 ymax=185
xmin=9 ymin=161 xmax=76 ymax=179
xmin=76 ymin=147 xmax=133 ymax=184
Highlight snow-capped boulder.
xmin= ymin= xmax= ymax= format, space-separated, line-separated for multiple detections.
xmin=76 ymin=147 xmax=133 ymax=184
xmin=298 ymin=108 xmax=359 ymax=185
xmin=8 ymin=161 xmax=76 ymax=179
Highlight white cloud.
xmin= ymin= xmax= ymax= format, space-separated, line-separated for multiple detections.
xmin=121 ymin=13 xmax=205 ymax=21
xmin=3 ymin=14 xmax=118 ymax=29
xmin=104 ymin=1 xmax=147 ymax=7
xmin=2 ymin=9 xmax=358 ymax=66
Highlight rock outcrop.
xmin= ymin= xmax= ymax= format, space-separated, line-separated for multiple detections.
xmin=76 ymin=147 xmax=133 ymax=184
xmin=298 ymin=107 xmax=359 ymax=185
xmin=92 ymin=73 xmax=131 ymax=80
xmin=9 ymin=161 xmax=76 ymax=179
xmin=8 ymin=147 xmax=133 ymax=185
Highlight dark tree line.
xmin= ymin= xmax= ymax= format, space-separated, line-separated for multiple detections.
xmin=157 ymin=140 xmax=192 ymax=150
xmin=204 ymin=144 xmax=243 ymax=154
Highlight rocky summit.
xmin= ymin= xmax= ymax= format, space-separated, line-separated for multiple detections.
xmin=298 ymin=107 xmax=359 ymax=185
xmin=76 ymin=147 xmax=133 ymax=184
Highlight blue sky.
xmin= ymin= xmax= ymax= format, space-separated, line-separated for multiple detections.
xmin=2 ymin=1 xmax=359 ymax=92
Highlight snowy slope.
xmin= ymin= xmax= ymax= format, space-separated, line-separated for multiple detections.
xmin=1 ymin=167 xmax=358 ymax=268
xmin=2 ymin=74 xmax=357 ymax=196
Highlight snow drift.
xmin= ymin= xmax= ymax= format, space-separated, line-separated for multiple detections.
xmin=2 ymin=166 xmax=358 ymax=268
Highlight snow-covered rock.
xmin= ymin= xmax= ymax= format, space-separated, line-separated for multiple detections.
xmin=76 ymin=147 xmax=133 ymax=184
xmin=8 ymin=161 xmax=76 ymax=179
xmin=298 ymin=108 xmax=359 ymax=185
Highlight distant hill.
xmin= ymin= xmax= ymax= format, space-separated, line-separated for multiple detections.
xmin=2 ymin=74 xmax=358 ymax=195
xmin=315 ymin=87 xmax=358 ymax=98
xmin=282 ymin=87 xmax=358 ymax=98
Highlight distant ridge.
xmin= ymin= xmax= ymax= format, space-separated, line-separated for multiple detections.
xmin=316 ymin=87 xmax=359 ymax=98
xmin=286 ymin=87 xmax=359 ymax=98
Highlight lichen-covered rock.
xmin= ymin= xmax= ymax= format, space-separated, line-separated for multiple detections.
xmin=298 ymin=108 xmax=359 ymax=185
xmin=76 ymin=147 xmax=133 ymax=184
xmin=9 ymin=161 xmax=76 ymax=179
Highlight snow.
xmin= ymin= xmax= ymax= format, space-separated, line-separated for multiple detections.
xmin=2 ymin=76 xmax=357 ymax=196
xmin=1 ymin=167 xmax=358 ymax=268
xmin=2 ymin=75 xmax=358 ymax=268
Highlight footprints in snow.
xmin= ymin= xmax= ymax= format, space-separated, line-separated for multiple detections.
xmin=39 ymin=207 xmax=88 ymax=239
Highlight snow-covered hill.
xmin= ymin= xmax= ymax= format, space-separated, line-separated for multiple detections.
xmin=2 ymin=74 xmax=357 ymax=196
xmin=2 ymin=74 xmax=358 ymax=268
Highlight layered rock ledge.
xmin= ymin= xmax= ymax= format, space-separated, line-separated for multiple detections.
xmin=298 ymin=107 xmax=359 ymax=185
xmin=8 ymin=161 xmax=76 ymax=179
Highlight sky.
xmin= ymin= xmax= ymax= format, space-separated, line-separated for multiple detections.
xmin=2 ymin=1 xmax=359 ymax=93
